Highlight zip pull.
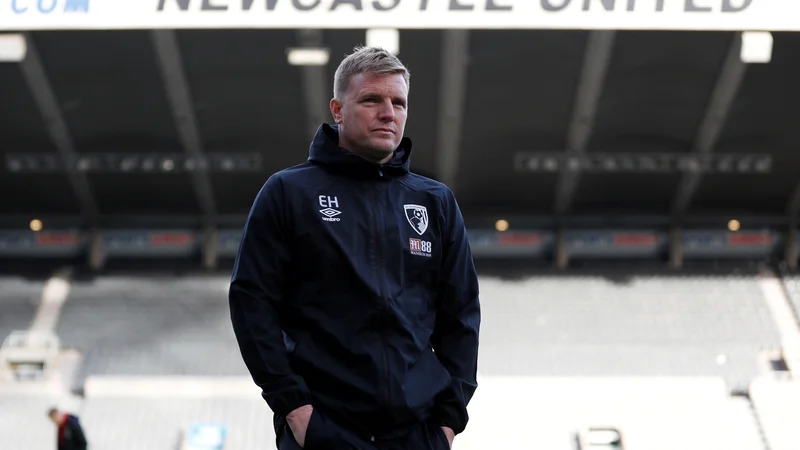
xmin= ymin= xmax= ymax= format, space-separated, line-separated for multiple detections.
xmin=378 ymin=169 xmax=384 ymax=178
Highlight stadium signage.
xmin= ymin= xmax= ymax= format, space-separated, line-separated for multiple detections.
xmin=0 ymin=227 xmax=791 ymax=260
xmin=103 ymin=230 xmax=197 ymax=257
xmin=217 ymin=230 xmax=242 ymax=257
xmin=468 ymin=230 xmax=552 ymax=257
xmin=2 ymin=0 xmax=799 ymax=31
xmin=683 ymin=230 xmax=778 ymax=258
xmin=514 ymin=152 xmax=772 ymax=175
xmin=0 ymin=230 xmax=82 ymax=256
xmin=567 ymin=230 xmax=666 ymax=258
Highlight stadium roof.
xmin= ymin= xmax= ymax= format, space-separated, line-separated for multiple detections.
xmin=2 ymin=28 xmax=800 ymax=229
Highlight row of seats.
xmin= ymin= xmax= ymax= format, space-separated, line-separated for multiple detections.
xmin=477 ymin=274 xmax=782 ymax=392
xmin=0 ymin=270 xmax=791 ymax=390
xmin=56 ymin=275 xmax=250 ymax=388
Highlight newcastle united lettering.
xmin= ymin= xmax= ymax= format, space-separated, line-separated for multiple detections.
xmin=540 ymin=0 xmax=753 ymax=12
xmin=157 ymin=0 xmax=513 ymax=12
xmin=1 ymin=0 xmax=794 ymax=31
xmin=542 ymin=0 xmax=752 ymax=12
xmin=156 ymin=0 xmax=752 ymax=13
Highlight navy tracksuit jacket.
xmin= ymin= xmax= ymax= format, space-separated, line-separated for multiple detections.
xmin=229 ymin=124 xmax=481 ymax=448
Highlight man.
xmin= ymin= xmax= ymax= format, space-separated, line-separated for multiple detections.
xmin=229 ymin=46 xmax=480 ymax=450
xmin=47 ymin=407 xmax=88 ymax=450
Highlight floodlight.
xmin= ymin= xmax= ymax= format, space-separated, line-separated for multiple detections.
xmin=366 ymin=28 xmax=400 ymax=55
xmin=287 ymin=48 xmax=329 ymax=66
xmin=0 ymin=34 xmax=26 ymax=62
xmin=740 ymin=31 xmax=772 ymax=64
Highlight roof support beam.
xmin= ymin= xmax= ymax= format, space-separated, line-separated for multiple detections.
xmin=297 ymin=30 xmax=330 ymax=137
xmin=150 ymin=30 xmax=217 ymax=224
xmin=555 ymin=227 xmax=568 ymax=269
xmin=554 ymin=30 xmax=616 ymax=216
xmin=671 ymin=33 xmax=747 ymax=217
xmin=787 ymin=185 xmax=800 ymax=268
xmin=785 ymin=183 xmax=800 ymax=220
xmin=785 ymin=223 xmax=797 ymax=270
xmin=19 ymin=33 xmax=99 ymax=226
xmin=202 ymin=227 xmax=219 ymax=271
xmin=669 ymin=225 xmax=683 ymax=269
xmin=436 ymin=30 xmax=470 ymax=192
xmin=88 ymin=229 xmax=105 ymax=271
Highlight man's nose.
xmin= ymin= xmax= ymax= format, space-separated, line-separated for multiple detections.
xmin=378 ymin=100 xmax=395 ymax=120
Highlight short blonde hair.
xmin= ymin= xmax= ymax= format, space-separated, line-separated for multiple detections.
xmin=333 ymin=46 xmax=410 ymax=101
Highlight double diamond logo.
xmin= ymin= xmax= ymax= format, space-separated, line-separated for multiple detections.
xmin=319 ymin=208 xmax=341 ymax=218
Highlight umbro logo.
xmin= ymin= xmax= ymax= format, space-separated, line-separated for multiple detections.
xmin=320 ymin=208 xmax=341 ymax=218
xmin=319 ymin=195 xmax=341 ymax=222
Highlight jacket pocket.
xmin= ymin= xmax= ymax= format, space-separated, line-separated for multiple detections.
xmin=303 ymin=409 xmax=360 ymax=450
xmin=302 ymin=408 xmax=321 ymax=448
xmin=433 ymin=424 xmax=451 ymax=449
xmin=303 ymin=408 xmax=340 ymax=449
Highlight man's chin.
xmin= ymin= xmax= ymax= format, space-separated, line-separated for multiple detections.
xmin=365 ymin=140 xmax=398 ymax=158
xmin=362 ymin=149 xmax=393 ymax=163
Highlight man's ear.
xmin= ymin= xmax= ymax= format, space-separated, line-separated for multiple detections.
xmin=330 ymin=98 xmax=343 ymax=124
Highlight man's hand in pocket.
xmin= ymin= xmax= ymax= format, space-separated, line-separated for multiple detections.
xmin=287 ymin=405 xmax=314 ymax=447
xmin=441 ymin=426 xmax=455 ymax=448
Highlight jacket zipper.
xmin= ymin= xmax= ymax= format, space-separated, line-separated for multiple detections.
xmin=373 ymin=169 xmax=391 ymax=407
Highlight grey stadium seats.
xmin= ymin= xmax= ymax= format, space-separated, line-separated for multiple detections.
xmin=477 ymin=270 xmax=782 ymax=392
xmin=55 ymin=275 xmax=249 ymax=389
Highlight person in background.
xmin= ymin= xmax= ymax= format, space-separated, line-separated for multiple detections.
xmin=48 ymin=407 xmax=88 ymax=450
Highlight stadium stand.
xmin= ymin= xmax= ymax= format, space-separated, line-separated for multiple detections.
xmin=53 ymin=267 xmax=785 ymax=391
xmin=2 ymin=265 xmax=796 ymax=450
xmin=476 ymin=269 xmax=783 ymax=392
xmin=55 ymin=274 xmax=249 ymax=389
xmin=0 ymin=276 xmax=42 ymax=343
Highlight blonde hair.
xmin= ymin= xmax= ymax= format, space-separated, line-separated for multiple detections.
xmin=333 ymin=46 xmax=410 ymax=101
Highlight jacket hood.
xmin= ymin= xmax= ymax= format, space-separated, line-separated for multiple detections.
xmin=308 ymin=123 xmax=412 ymax=177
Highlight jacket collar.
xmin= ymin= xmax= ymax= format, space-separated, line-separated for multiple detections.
xmin=307 ymin=123 xmax=412 ymax=179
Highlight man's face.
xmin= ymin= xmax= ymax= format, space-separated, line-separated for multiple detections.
xmin=49 ymin=411 xmax=60 ymax=424
xmin=331 ymin=72 xmax=408 ymax=163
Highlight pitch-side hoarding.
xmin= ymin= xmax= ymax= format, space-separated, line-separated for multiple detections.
xmin=1 ymin=0 xmax=799 ymax=31
xmin=0 ymin=228 xmax=786 ymax=260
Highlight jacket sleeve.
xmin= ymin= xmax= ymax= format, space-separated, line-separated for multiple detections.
xmin=229 ymin=175 xmax=313 ymax=417
xmin=62 ymin=417 xmax=78 ymax=450
xmin=430 ymin=188 xmax=481 ymax=435
xmin=68 ymin=417 xmax=87 ymax=448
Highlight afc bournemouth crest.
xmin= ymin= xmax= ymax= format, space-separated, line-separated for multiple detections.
xmin=404 ymin=204 xmax=428 ymax=236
